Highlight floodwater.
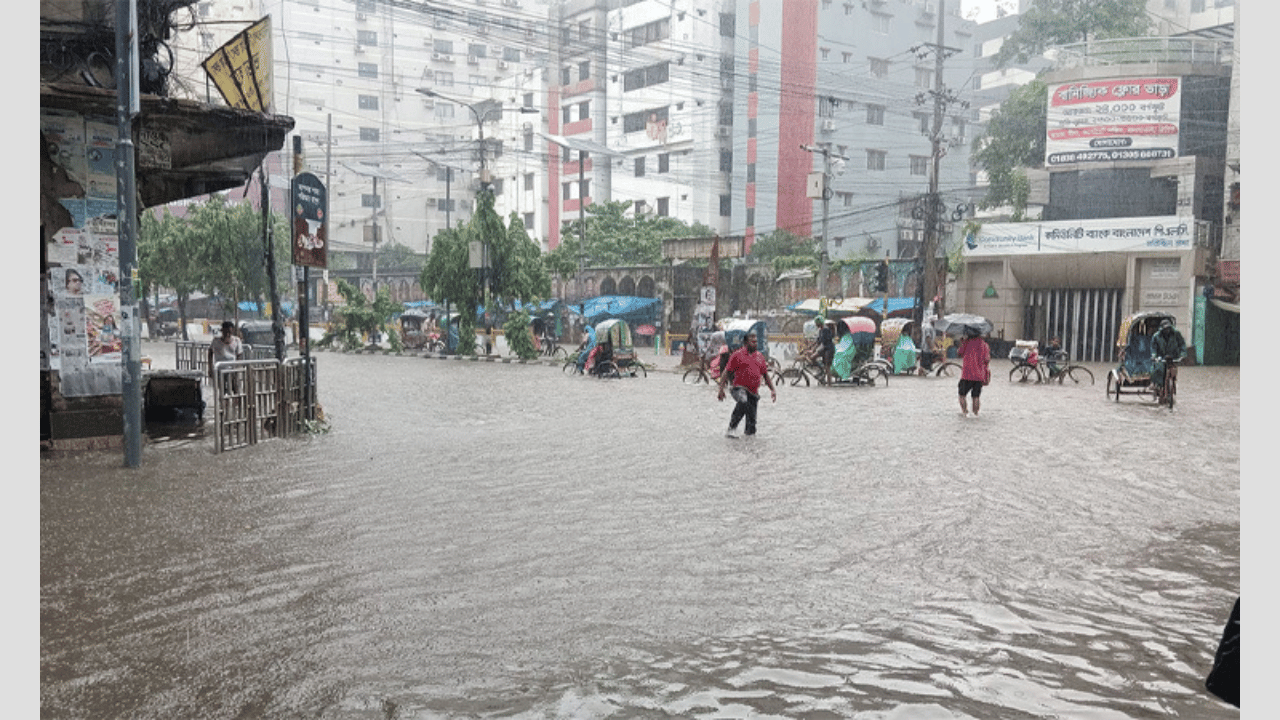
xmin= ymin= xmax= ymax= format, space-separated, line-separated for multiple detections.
xmin=41 ymin=346 xmax=1241 ymax=719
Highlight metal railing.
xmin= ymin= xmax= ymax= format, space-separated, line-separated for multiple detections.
xmin=1050 ymin=37 xmax=1233 ymax=70
xmin=211 ymin=356 xmax=318 ymax=453
xmin=175 ymin=341 xmax=281 ymax=375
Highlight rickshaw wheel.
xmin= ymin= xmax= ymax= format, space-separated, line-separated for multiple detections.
xmin=630 ymin=362 xmax=647 ymax=378
xmin=1106 ymin=373 xmax=1120 ymax=401
xmin=1066 ymin=366 xmax=1094 ymax=385
xmin=1009 ymin=363 xmax=1040 ymax=384
xmin=595 ymin=361 xmax=620 ymax=379
xmin=552 ymin=346 xmax=568 ymax=359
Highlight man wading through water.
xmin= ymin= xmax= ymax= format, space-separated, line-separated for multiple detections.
xmin=717 ymin=331 xmax=777 ymax=438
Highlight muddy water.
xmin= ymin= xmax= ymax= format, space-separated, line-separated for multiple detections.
xmin=41 ymin=349 xmax=1240 ymax=718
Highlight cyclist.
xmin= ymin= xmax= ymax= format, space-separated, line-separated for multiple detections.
xmin=1150 ymin=319 xmax=1186 ymax=395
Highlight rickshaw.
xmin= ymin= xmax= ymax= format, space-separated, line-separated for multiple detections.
xmin=878 ymin=317 xmax=918 ymax=375
xmin=1106 ymin=311 xmax=1176 ymax=403
xmin=399 ymin=308 xmax=431 ymax=350
xmin=587 ymin=318 xmax=647 ymax=378
xmin=830 ymin=316 xmax=886 ymax=386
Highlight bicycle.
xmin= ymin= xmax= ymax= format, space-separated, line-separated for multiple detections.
xmin=1039 ymin=351 xmax=1095 ymax=385
xmin=682 ymin=356 xmax=716 ymax=384
xmin=1153 ymin=357 xmax=1178 ymax=409
xmin=540 ymin=334 xmax=568 ymax=359
xmin=1009 ymin=358 xmax=1042 ymax=384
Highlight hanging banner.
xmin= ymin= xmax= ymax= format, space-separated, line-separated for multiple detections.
xmin=682 ymin=237 xmax=720 ymax=366
xmin=291 ymin=171 xmax=327 ymax=267
xmin=202 ymin=16 xmax=274 ymax=113
xmin=1045 ymin=77 xmax=1181 ymax=166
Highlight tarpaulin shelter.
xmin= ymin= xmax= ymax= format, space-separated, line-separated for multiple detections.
xmin=569 ymin=296 xmax=661 ymax=325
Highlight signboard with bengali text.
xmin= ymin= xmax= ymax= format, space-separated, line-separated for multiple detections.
xmin=1045 ymin=77 xmax=1181 ymax=166
xmin=966 ymin=216 xmax=1196 ymax=256
xmin=202 ymin=16 xmax=273 ymax=113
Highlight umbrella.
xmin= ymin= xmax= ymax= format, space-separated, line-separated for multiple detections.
xmin=933 ymin=313 xmax=992 ymax=338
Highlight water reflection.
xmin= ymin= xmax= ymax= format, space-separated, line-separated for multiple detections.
xmin=42 ymin=352 xmax=1239 ymax=718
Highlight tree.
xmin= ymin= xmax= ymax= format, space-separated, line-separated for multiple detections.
xmin=971 ymin=78 xmax=1048 ymax=219
xmin=376 ymin=242 xmax=426 ymax=272
xmin=747 ymin=229 xmax=819 ymax=277
xmin=317 ymin=279 xmax=402 ymax=351
xmin=548 ymin=200 xmax=717 ymax=269
xmin=991 ymin=0 xmax=1152 ymax=68
xmin=420 ymin=226 xmax=478 ymax=354
xmin=139 ymin=208 xmax=202 ymax=340
xmin=182 ymin=193 xmax=291 ymax=319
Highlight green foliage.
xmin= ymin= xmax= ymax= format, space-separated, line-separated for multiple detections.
xmin=991 ymin=0 xmax=1152 ymax=68
xmin=971 ymin=78 xmax=1048 ymax=218
xmin=376 ymin=242 xmax=426 ymax=272
xmin=550 ymin=199 xmax=717 ymax=269
xmin=502 ymin=309 xmax=539 ymax=360
xmin=317 ymin=279 xmax=402 ymax=351
xmin=747 ymin=229 xmax=820 ymax=278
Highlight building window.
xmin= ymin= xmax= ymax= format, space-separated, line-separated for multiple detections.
xmin=358 ymin=62 xmax=378 ymax=78
xmin=720 ymin=150 xmax=733 ymax=172
xmin=820 ymin=47 xmax=830 ymax=60
xmin=563 ymin=182 xmax=572 ymax=200
xmin=1191 ymin=0 xmax=1205 ymax=10
xmin=468 ymin=43 xmax=486 ymax=58
xmin=358 ymin=94 xmax=379 ymax=110
xmin=833 ymin=237 xmax=844 ymax=248
xmin=720 ymin=13 xmax=734 ymax=37
xmin=629 ymin=18 xmax=670 ymax=47
xmin=747 ymin=164 xmax=755 ymax=182
xmin=505 ymin=47 xmax=521 ymax=62
xmin=869 ymin=57 xmax=890 ymax=78
xmin=658 ymin=153 xmax=669 ymax=173
xmin=578 ymin=101 xmax=590 ymax=121
xmin=915 ymin=112 xmax=931 ymax=135
xmin=562 ymin=105 xmax=572 ymax=124
xmin=358 ymin=30 xmax=377 ymax=46
xmin=872 ymin=13 xmax=890 ymax=33
xmin=579 ymin=178 xmax=590 ymax=198
xmin=435 ymin=103 xmax=454 ymax=119
xmin=359 ymin=127 xmax=380 ymax=141
xmin=433 ymin=39 xmax=453 ymax=54
xmin=435 ymin=70 xmax=453 ymax=86
xmin=523 ymin=212 xmax=534 ymax=229
xmin=866 ymin=149 xmax=886 ymax=171
xmin=719 ymin=101 xmax=733 ymax=126
xmin=523 ymin=92 xmax=534 ymax=108
xmin=561 ymin=66 xmax=572 ymax=86
xmin=361 ymin=193 xmax=381 ymax=208
xmin=524 ymin=173 xmax=534 ymax=191
xmin=915 ymin=67 xmax=933 ymax=88
xmin=746 ymin=208 xmax=754 ymax=226
xmin=720 ymin=195 xmax=731 ymax=217
xmin=819 ymin=96 xmax=838 ymax=118
xmin=843 ymin=52 xmax=852 ymax=63
xmin=657 ymin=197 xmax=669 ymax=216
xmin=579 ymin=60 xmax=591 ymax=81
xmin=623 ymin=106 xmax=668 ymax=133
xmin=562 ymin=145 xmax=572 ymax=163
xmin=634 ymin=199 xmax=647 ymax=215
xmin=579 ymin=20 xmax=590 ymax=41
xmin=624 ymin=62 xmax=670 ymax=91
xmin=910 ymin=155 xmax=929 ymax=175
xmin=635 ymin=157 xmax=646 ymax=177
xmin=866 ymin=104 xmax=885 ymax=125
xmin=523 ymin=132 xmax=533 ymax=152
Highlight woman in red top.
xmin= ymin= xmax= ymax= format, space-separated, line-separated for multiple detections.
xmin=956 ymin=326 xmax=991 ymax=417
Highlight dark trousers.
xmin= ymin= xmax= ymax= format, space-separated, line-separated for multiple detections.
xmin=728 ymin=387 xmax=760 ymax=435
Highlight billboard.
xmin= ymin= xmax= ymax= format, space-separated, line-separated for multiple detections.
xmin=966 ymin=216 xmax=1196 ymax=256
xmin=1045 ymin=77 xmax=1181 ymax=166
xmin=202 ymin=16 xmax=273 ymax=113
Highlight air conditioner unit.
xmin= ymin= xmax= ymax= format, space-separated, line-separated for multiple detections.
xmin=718 ymin=126 xmax=731 ymax=137
xmin=503 ymin=0 xmax=520 ymax=6
xmin=821 ymin=119 xmax=836 ymax=132
xmin=356 ymin=12 xmax=367 ymax=20
xmin=355 ymin=45 xmax=365 ymax=54
xmin=866 ymin=237 xmax=880 ymax=250
xmin=497 ymin=60 xmax=509 ymax=69
xmin=522 ymin=121 xmax=533 ymax=132
xmin=922 ymin=2 xmax=935 ymax=14
xmin=468 ymin=54 xmax=480 ymax=64
xmin=431 ymin=52 xmax=444 ymax=61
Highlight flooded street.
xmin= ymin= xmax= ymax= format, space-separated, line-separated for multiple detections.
xmin=41 ymin=347 xmax=1240 ymax=718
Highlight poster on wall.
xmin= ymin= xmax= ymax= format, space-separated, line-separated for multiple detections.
xmin=1045 ymin=77 xmax=1181 ymax=166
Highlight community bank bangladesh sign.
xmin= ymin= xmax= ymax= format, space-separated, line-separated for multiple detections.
xmin=966 ymin=216 xmax=1196 ymax=256
xmin=1045 ymin=77 xmax=1181 ymax=166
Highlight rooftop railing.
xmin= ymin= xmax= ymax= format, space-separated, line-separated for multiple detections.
xmin=1050 ymin=37 xmax=1233 ymax=70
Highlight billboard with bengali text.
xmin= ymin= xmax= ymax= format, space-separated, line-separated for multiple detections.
xmin=1045 ymin=77 xmax=1181 ymax=166
xmin=202 ymin=16 xmax=273 ymax=113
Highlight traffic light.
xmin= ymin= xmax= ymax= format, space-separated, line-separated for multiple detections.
xmin=873 ymin=261 xmax=888 ymax=293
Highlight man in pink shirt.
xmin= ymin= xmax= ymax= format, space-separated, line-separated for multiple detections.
xmin=956 ymin=326 xmax=991 ymax=417
xmin=717 ymin=332 xmax=777 ymax=437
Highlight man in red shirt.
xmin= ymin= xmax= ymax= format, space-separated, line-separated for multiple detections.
xmin=716 ymin=332 xmax=777 ymax=437
xmin=956 ymin=326 xmax=991 ymax=417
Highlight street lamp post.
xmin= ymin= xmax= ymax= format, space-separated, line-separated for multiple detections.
xmin=415 ymin=88 xmax=538 ymax=321
xmin=800 ymin=144 xmax=848 ymax=299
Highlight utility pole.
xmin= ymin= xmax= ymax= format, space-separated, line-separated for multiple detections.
xmin=913 ymin=0 xmax=966 ymax=332
xmin=115 ymin=0 xmax=141 ymax=467
xmin=801 ymin=142 xmax=849 ymax=299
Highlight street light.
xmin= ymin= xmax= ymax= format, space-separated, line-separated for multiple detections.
xmin=415 ymin=87 xmax=538 ymax=322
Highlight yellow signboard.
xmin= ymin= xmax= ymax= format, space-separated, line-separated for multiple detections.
xmin=202 ymin=16 xmax=273 ymax=113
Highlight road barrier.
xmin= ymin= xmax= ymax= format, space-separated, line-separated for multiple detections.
xmin=211 ymin=356 xmax=317 ymax=453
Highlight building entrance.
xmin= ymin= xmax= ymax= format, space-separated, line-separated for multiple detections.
xmin=1022 ymin=288 xmax=1125 ymax=364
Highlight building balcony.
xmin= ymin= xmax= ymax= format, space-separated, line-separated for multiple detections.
xmin=1049 ymin=37 xmax=1232 ymax=72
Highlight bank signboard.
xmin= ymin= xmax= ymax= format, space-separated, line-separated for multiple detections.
xmin=966 ymin=216 xmax=1195 ymax=256
xmin=1045 ymin=77 xmax=1181 ymax=166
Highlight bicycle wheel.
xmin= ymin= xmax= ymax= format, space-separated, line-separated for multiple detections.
xmin=934 ymin=361 xmax=961 ymax=378
xmin=629 ymin=362 xmax=648 ymax=378
xmin=1167 ymin=375 xmax=1176 ymax=409
xmin=596 ymin=361 xmax=620 ymax=379
xmin=1009 ymin=363 xmax=1040 ymax=384
xmin=551 ymin=345 xmax=568 ymax=359
xmin=783 ymin=366 xmax=810 ymax=387
xmin=858 ymin=364 xmax=887 ymax=386
xmin=563 ymin=358 xmax=582 ymax=375
xmin=1065 ymin=365 xmax=1094 ymax=385
xmin=683 ymin=367 xmax=709 ymax=384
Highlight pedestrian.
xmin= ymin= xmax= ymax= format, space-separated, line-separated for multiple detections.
xmin=816 ymin=316 xmax=835 ymax=372
xmin=956 ymin=325 xmax=990 ymax=417
xmin=207 ymin=320 xmax=245 ymax=383
xmin=716 ymin=331 xmax=777 ymax=437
